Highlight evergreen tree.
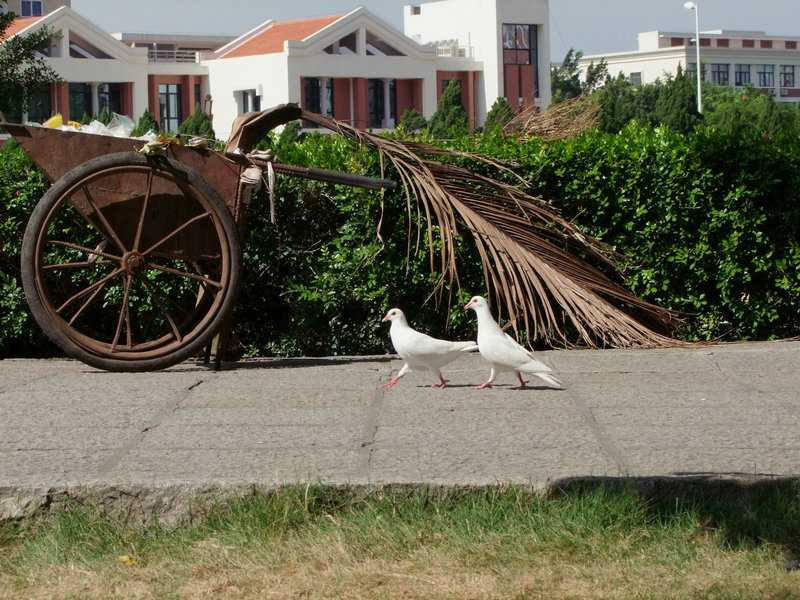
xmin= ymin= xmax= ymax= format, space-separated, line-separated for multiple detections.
xmin=97 ymin=106 xmax=111 ymax=125
xmin=178 ymin=104 xmax=215 ymax=139
xmin=427 ymin=79 xmax=468 ymax=138
xmin=483 ymin=97 xmax=515 ymax=131
xmin=654 ymin=66 xmax=702 ymax=134
xmin=131 ymin=109 xmax=160 ymax=136
xmin=551 ymin=48 xmax=608 ymax=104
xmin=0 ymin=1 xmax=60 ymax=118
xmin=398 ymin=108 xmax=427 ymax=132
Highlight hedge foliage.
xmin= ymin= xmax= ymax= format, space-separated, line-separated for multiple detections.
xmin=1 ymin=121 xmax=799 ymax=359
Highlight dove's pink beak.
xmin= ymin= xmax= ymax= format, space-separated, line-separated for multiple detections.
xmin=381 ymin=314 xmax=390 ymax=322
xmin=464 ymin=299 xmax=475 ymax=310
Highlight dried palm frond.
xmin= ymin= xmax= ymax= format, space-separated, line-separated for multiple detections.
xmin=503 ymin=96 xmax=601 ymax=140
xmin=301 ymin=110 xmax=681 ymax=349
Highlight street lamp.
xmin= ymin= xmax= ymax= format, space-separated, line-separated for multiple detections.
xmin=683 ymin=1 xmax=703 ymax=114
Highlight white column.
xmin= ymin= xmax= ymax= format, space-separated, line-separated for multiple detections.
xmin=90 ymin=82 xmax=100 ymax=116
xmin=357 ymin=27 xmax=367 ymax=56
xmin=381 ymin=79 xmax=393 ymax=128
xmin=320 ymin=77 xmax=331 ymax=116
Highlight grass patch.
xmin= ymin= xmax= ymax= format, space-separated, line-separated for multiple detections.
xmin=1 ymin=481 xmax=798 ymax=599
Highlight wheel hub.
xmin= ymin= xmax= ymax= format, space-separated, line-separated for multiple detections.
xmin=122 ymin=251 xmax=147 ymax=273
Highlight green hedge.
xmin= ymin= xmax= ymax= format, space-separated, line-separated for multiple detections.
xmin=1 ymin=123 xmax=799 ymax=359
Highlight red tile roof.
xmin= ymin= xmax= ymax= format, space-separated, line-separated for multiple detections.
xmin=1 ymin=16 xmax=45 ymax=42
xmin=222 ymin=14 xmax=344 ymax=58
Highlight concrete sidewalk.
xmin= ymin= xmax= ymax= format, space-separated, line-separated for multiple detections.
xmin=1 ymin=341 xmax=798 ymax=522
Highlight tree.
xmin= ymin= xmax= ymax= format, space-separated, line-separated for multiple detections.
xmin=427 ymin=79 xmax=468 ymax=138
xmin=0 ymin=1 xmax=60 ymax=118
xmin=483 ymin=97 xmax=515 ymax=131
xmin=654 ymin=66 xmax=702 ymax=134
xmin=178 ymin=103 xmax=215 ymax=139
xmin=131 ymin=108 xmax=160 ymax=136
xmin=551 ymin=48 xmax=583 ymax=103
xmin=398 ymin=108 xmax=427 ymax=132
xmin=551 ymin=48 xmax=608 ymax=104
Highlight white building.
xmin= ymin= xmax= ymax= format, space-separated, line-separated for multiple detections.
xmin=2 ymin=0 xmax=552 ymax=140
xmin=579 ymin=29 xmax=800 ymax=105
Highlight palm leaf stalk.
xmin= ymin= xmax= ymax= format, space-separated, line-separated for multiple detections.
xmin=301 ymin=110 xmax=682 ymax=349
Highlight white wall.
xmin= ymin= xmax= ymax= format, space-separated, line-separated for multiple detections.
xmin=404 ymin=0 xmax=551 ymax=113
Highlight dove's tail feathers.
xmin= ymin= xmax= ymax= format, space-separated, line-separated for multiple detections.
xmin=534 ymin=372 xmax=564 ymax=389
xmin=459 ymin=343 xmax=479 ymax=352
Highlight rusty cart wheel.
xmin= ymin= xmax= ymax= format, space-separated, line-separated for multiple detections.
xmin=21 ymin=151 xmax=242 ymax=372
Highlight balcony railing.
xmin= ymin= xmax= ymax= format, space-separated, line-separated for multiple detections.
xmin=434 ymin=43 xmax=473 ymax=58
xmin=147 ymin=49 xmax=199 ymax=63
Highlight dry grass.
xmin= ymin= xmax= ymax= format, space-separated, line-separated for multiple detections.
xmin=502 ymin=96 xmax=601 ymax=141
xmin=1 ymin=484 xmax=798 ymax=599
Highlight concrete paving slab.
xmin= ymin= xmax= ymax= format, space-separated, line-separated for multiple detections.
xmin=1 ymin=340 xmax=799 ymax=523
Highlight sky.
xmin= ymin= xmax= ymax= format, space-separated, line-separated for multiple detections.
xmin=70 ymin=0 xmax=800 ymax=62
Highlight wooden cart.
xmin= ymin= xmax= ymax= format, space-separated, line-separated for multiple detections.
xmin=1 ymin=104 xmax=395 ymax=372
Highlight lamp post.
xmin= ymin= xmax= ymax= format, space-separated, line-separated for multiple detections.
xmin=683 ymin=1 xmax=703 ymax=114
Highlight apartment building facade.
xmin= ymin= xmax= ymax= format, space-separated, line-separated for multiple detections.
xmin=580 ymin=29 xmax=800 ymax=104
xmin=2 ymin=0 xmax=551 ymax=139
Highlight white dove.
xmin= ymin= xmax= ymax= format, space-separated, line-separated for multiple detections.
xmin=381 ymin=308 xmax=478 ymax=388
xmin=465 ymin=296 xmax=563 ymax=390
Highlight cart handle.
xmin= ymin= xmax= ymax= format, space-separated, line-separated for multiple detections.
xmin=271 ymin=162 xmax=397 ymax=191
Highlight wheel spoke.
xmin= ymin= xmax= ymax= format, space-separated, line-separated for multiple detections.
xmin=133 ymin=170 xmax=154 ymax=252
xmin=47 ymin=239 xmax=122 ymax=263
xmin=56 ymin=267 xmax=124 ymax=314
xmin=136 ymin=274 xmax=183 ymax=343
xmin=44 ymin=259 xmax=115 ymax=270
xmin=111 ymin=274 xmax=133 ymax=352
xmin=147 ymin=261 xmax=223 ymax=289
xmin=81 ymin=185 xmax=129 ymax=253
xmin=142 ymin=211 xmax=212 ymax=256
xmin=68 ymin=278 xmax=109 ymax=326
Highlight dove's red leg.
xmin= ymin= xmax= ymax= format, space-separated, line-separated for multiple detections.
xmin=382 ymin=363 xmax=409 ymax=388
xmin=471 ymin=368 xmax=496 ymax=390
xmin=431 ymin=372 xmax=449 ymax=388
xmin=511 ymin=372 xmax=529 ymax=390
xmin=381 ymin=374 xmax=403 ymax=388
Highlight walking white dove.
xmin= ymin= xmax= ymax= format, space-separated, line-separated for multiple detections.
xmin=465 ymin=296 xmax=563 ymax=390
xmin=381 ymin=308 xmax=478 ymax=388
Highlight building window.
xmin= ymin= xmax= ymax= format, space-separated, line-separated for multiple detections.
xmin=735 ymin=64 xmax=751 ymax=86
xmin=502 ymin=23 xmax=539 ymax=101
xmin=716 ymin=39 xmax=729 ymax=47
xmin=97 ymin=83 xmax=121 ymax=115
xmin=760 ymin=40 xmax=773 ymax=49
xmin=711 ymin=64 xmax=729 ymax=85
xmin=786 ymin=41 xmax=798 ymax=50
xmin=25 ymin=85 xmax=51 ymax=121
xmin=412 ymin=5 xmax=421 ymax=15
xmin=670 ymin=37 xmax=685 ymax=47
xmin=303 ymin=78 xmax=333 ymax=127
xmin=629 ymin=72 xmax=642 ymax=87
xmin=303 ymin=78 xmax=332 ymax=115
xmin=743 ymin=39 xmax=755 ymax=48
xmin=20 ymin=0 xmax=42 ymax=17
xmin=241 ymin=89 xmax=260 ymax=113
xmin=756 ymin=64 xmax=775 ymax=87
xmin=69 ymin=83 xmax=92 ymax=120
xmin=368 ymin=78 xmax=395 ymax=128
xmin=502 ymin=23 xmax=537 ymax=65
xmin=159 ymin=83 xmax=182 ymax=133
xmin=780 ymin=65 xmax=795 ymax=88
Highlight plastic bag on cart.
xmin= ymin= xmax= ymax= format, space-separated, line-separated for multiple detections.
xmin=104 ymin=113 xmax=135 ymax=137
